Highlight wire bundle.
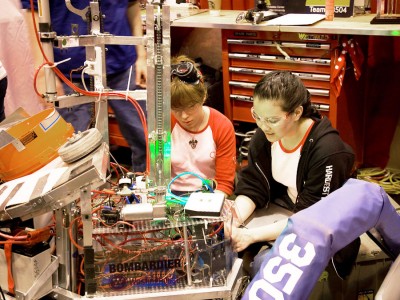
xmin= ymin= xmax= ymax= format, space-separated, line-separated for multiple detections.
xmin=357 ymin=168 xmax=400 ymax=195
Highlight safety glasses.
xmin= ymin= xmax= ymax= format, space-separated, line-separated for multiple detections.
xmin=251 ymin=107 xmax=289 ymax=127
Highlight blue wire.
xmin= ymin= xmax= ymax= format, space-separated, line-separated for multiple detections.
xmin=166 ymin=171 xmax=214 ymax=205
xmin=168 ymin=171 xmax=214 ymax=192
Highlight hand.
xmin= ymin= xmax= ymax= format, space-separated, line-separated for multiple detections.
xmin=231 ymin=226 xmax=255 ymax=253
xmin=135 ymin=56 xmax=147 ymax=88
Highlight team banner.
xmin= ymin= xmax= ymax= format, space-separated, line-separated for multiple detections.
xmin=265 ymin=0 xmax=355 ymax=17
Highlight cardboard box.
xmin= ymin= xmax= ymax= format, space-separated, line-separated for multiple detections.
xmin=265 ymin=0 xmax=355 ymax=18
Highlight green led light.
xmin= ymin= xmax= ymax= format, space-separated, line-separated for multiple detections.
xmin=391 ymin=30 xmax=400 ymax=36
xmin=148 ymin=131 xmax=171 ymax=187
xmin=164 ymin=132 xmax=171 ymax=159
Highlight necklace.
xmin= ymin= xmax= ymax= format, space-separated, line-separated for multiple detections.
xmin=189 ymin=137 xmax=198 ymax=149
xmin=188 ymin=108 xmax=207 ymax=150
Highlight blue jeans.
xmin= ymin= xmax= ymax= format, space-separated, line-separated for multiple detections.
xmin=58 ymin=67 xmax=147 ymax=172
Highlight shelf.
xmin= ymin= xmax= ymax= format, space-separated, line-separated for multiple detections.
xmin=171 ymin=10 xmax=400 ymax=37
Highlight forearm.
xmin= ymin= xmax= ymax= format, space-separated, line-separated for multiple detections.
xmin=127 ymin=2 xmax=145 ymax=59
xmin=233 ymin=195 xmax=256 ymax=225
xmin=23 ymin=10 xmax=44 ymax=85
xmin=23 ymin=9 xmax=63 ymax=101
xmin=214 ymin=177 xmax=234 ymax=197
xmin=127 ymin=2 xmax=146 ymax=86
xmin=247 ymin=218 xmax=288 ymax=242
xmin=231 ymin=218 xmax=288 ymax=252
xmin=214 ymin=155 xmax=236 ymax=197
xmin=214 ymin=122 xmax=236 ymax=196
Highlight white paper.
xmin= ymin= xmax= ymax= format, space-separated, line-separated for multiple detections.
xmin=266 ymin=14 xmax=325 ymax=26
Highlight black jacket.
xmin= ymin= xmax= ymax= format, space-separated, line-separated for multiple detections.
xmin=235 ymin=117 xmax=355 ymax=213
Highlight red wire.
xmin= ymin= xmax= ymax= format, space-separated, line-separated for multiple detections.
xmin=0 ymin=240 xmax=31 ymax=245
xmin=33 ymin=62 xmax=48 ymax=98
xmin=92 ymin=189 xmax=115 ymax=196
xmin=68 ymin=216 xmax=84 ymax=251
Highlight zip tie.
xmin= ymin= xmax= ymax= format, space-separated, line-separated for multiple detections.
xmin=49 ymin=57 xmax=71 ymax=68
xmin=126 ymin=65 xmax=133 ymax=100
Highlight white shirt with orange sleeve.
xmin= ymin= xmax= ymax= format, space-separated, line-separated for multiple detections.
xmin=171 ymin=106 xmax=236 ymax=195
xmin=271 ymin=120 xmax=315 ymax=202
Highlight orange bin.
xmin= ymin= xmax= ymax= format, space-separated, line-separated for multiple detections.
xmin=0 ymin=108 xmax=74 ymax=181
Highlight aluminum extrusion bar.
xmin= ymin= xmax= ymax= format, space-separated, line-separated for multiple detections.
xmin=147 ymin=5 xmax=171 ymax=191
xmin=54 ymin=35 xmax=147 ymax=48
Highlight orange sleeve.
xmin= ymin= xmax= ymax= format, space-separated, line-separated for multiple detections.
xmin=211 ymin=109 xmax=236 ymax=195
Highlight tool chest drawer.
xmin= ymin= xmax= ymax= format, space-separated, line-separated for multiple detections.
xmin=222 ymin=30 xmax=339 ymax=125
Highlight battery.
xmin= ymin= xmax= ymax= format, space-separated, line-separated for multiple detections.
xmin=0 ymin=243 xmax=52 ymax=298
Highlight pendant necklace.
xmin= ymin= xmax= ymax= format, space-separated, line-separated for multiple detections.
xmin=188 ymin=108 xmax=206 ymax=150
xmin=189 ymin=137 xmax=198 ymax=149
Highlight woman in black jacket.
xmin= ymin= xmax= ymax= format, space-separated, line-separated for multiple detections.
xmin=232 ymin=71 xmax=357 ymax=277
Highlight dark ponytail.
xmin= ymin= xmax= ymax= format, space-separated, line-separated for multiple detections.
xmin=302 ymin=90 xmax=321 ymax=118
xmin=254 ymin=71 xmax=321 ymax=119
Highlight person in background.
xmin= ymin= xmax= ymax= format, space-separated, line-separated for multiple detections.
xmin=231 ymin=70 xmax=359 ymax=278
xmin=0 ymin=60 xmax=7 ymax=122
xmin=170 ymin=55 xmax=236 ymax=198
xmin=21 ymin=0 xmax=147 ymax=173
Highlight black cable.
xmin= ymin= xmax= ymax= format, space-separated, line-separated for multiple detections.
xmin=366 ymin=230 xmax=396 ymax=261
xmin=0 ymin=285 xmax=5 ymax=300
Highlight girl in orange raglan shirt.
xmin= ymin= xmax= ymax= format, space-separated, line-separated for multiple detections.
xmin=170 ymin=55 xmax=236 ymax=197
